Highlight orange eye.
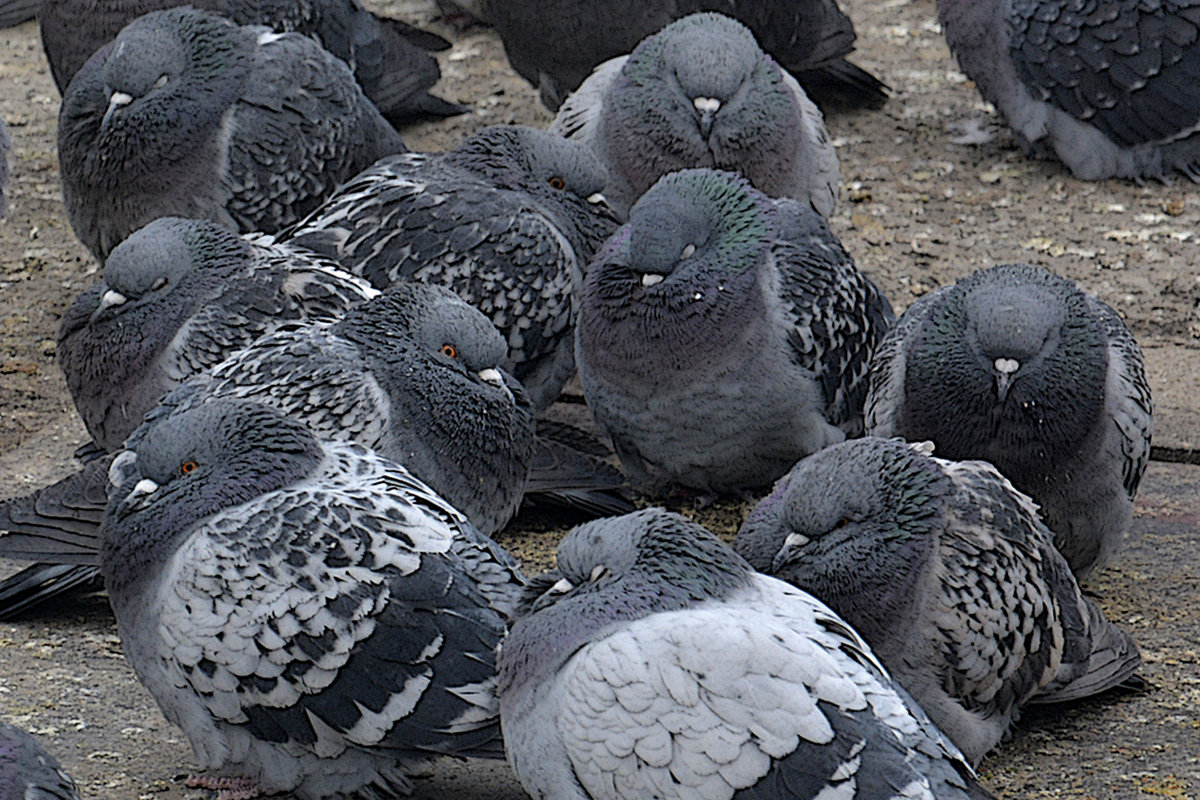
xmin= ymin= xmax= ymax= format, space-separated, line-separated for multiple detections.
xmin=441 ymin=343 xmax=458 ymax=359
xmin=548 ymin=176 xmax=565 ymax=190
xmin=180 ymin=460 xmax=198 ymax=475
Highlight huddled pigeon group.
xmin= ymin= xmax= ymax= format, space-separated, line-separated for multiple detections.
xmin=0 ymin=0 xmax=1176 ymax=796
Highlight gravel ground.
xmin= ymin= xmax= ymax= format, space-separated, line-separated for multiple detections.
xmin=0 ymin=0 xmax=1197 ymax=797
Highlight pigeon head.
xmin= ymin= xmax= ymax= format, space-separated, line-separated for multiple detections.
xmin=580 ymin=169 xmax=773 ymax=372
xmin=102 ymin=400 xmax=322 ymax=593
xmin=735 ymin=438 xmax=948 ymax=645
xmin=336 ymin=283 xmax=519 ymax=401
xmin=901 ymin=264 xmax=1109 ymax=471
xmin=452 ymin=125 xmax=619 ymax=254
xmin=500 ymin=508 xmax=752 ymax=692
xmin=603 ymin=13 xmax=802 ymax=199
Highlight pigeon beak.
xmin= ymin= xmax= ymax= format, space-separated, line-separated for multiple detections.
xmin=993 ymin=357 xmax=1020 ymax=402
xmin=103 ymin=91 xmax=134 ymax=127
xmin=550 ymin=577 xmax=574 ymax=594
xmin=693 ymin=96 xmax=721 ymax=138
xmin=771 ymin=532 xmax=810 ymax=573
xmin=586 ymin=192 xmax=622 ymax=223
xmin=641 ymin=274 xmax=665 ymax=288
xmin=476 ymin=367 xmax=514 ymax=401
xmin=117 ymin=477 xmax=160 ymax=518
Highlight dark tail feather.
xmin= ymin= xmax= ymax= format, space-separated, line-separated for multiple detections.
xmin=0 ymin=0 xmax=37 ymax=28
xmin=0 ymin=457 xmax=110 ymax=563
xmin=352 ymin=11 xmax=468 ymax=122
xmin=793 ymin=58 xmax=890 ymax=111
xmin=376 ymin=14 xmax=452 ymax=52
xmin=1030 ymin=599 xmax=1143 ymax=704
xmin=523 ymin=420 xmax=634 ymax=518
xmin=0 ymin=564 xmax=104 ymax=620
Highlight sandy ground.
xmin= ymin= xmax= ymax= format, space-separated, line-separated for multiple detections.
xmin=0 ymin=0 xmax=1197 ymax=797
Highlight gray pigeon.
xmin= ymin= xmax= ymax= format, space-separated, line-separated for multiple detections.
xmin=100 ymin=399 xmax=522 ymax=799
xmin=57 ymin=6 xmax=407 ymax=260
xmin=138 ymin=283 xmax=537 ymax=536
xmin=475 ymin=0 xmax=887 ymax=112
xmin=865 ymin=263 xmax=1153 ymax=580
xmin=0 ymin=0 xmax=37 ymax=27
xmin=0 ymin=721 xmax=81 ymax=800
xmin=576 ymin=168 xmax=894 ymax=495
xmin=39 ymin=0 xmax=464 ymax=122
xmin=735 ymin=437 xmax=1143 ymax=765
xmin=280 ymin=124 xmax=621 ymax=409
xmin=551 ymin=13 xmax=840 ymax=219
xmin=938 ymin=0 xmax=1200 ymax=181
xmin=57 ymin=216 xmax=376 ymax=453
xmin=498 ymin=507 xmax=995 ymax=800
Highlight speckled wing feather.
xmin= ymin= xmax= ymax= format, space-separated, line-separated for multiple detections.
xmin=1090 ymin=296 xmax=1153 ymax=498
xmin=862 ymin=288 xmax=945 ymax=436
xmin=775 ymin=203 xmax=895 ymax=433
xmin=940 ymin=457 xmax=1142 ymax=705
xmin=1009 ymin=0 xmax=1200 ymax=150
xmin=554 ymin=589 xmax=968 ymax=799
xmin=224 ymin=29 xmax=405 ymax=233
xmin=284 ymin=156 xmax=578 ymax=386
xmin=150 ymin=445 xmax=510 ymax=763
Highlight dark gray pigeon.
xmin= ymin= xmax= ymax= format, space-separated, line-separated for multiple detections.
xmin=0 ymin=721 xmax=81 ymax=800
xmin=576 ymin=168 xmax=894 ymax=495
xmin=280 ymin=124 xmax=621 ymax=410
xmin=476 ymin=0 xmax=887 ymax=112
xmin=551 ymin=13 xmax=840 ymax=219
xmin=57 ymin=6 xmax=407 ymax=260
xmin=498 ymin=507 xmax=995 ymax=800
xmin=938 ymin=0 xmax=1200 ymax=181
xmin=865 ymin=263 xmax=1153 ymax=580
xmin=57 ymin=216 xmax=376 ymax=453
xmin=0 ymin=0 xmax=37 ymax=26
xmin=39 ymin=0 xmax=463 ymax=122
xmin=735 ymin=437 xmax=1143 ymax=765
xmin=100 ymin=399 xmax=522 ymax=799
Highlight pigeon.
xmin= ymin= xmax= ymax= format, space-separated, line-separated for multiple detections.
xmin=937 ymin=0 xmax=1200 ymax=181
xmin=57 ymin=216 xmax=376 ymax=453
xmin=475 ymin=0 xmax=887 ymax=112
xmin=57 ymin=6 xmax=408 ymax=260
xmin=550 ymin=13 xmax=841 ymax=219
xmin=0 ymin=283 xmax=629 ymax=617
xmin=100 ymin=398 xmax=523 ymax=799
xmin=0 ymin=721 xmax=81 ymax=800
xmin=498 ymin=507 xmax=995 ymax=800
xmin=280 ymin=124 xmax=621 ymax=409
xmin=864 ymin=263 xmax=1153 ymax=580
xmin=575 ymin=168 xmax=894 ymax=495
xmin=39 ymin=0 xmax=463 ymax=122
xmin=734 ymin=437 xmax=1143 ymax=765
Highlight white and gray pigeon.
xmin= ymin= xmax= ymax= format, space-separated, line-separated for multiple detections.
xmin=57 ymin=216 xmax=376 ymax=453
xmin=735 ymin=437 xmax=1143 ymax=765
xmin=279 ymin=124 xmax=622 ymax=409
xmin=100 ymin=398 xmax=523 ymax=799
xmin=865 ymin=263 xmax=1153 ymax=580
xmin=0 ymin=720 xmax=81 ymax=800
xmin=551 ymin=13 xmax=840 ymax=219
xmin=39 ymin=0 xmax=464 ymax=122
xmin=938 ymin=0 xmax=1200 ymax=181
xmin=576 ymin=168 xmax=894 ymax=496
xmin=475 ymin=0 xmax=887 ymax=112
xmin=57 ymin=6 xmax=408 ymax=260
xmin=498 ymin=507 xmax=996 ymax=800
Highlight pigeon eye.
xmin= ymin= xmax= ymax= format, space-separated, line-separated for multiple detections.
xmin=150 ymin=277 xmax=168 ymax=291
xmin=589 ymin=565 xmax=609 ymax=582
xmin=153 ymin=73 xmax=169 ymax=89
xmin=548 ymin=176 xmax=565 ymax=190
xmin=680 ymin=243 xmax=696 ymax=260
xmin=833 ymin=517 xmax=852 ymax=530
xmin=180 ymin=460 xmax=199 ymax=476
xmin=441 ymin=343 xmax=458 ymax=359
